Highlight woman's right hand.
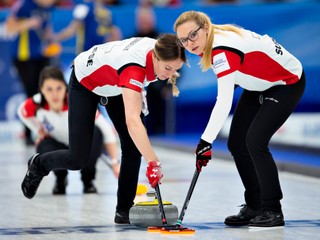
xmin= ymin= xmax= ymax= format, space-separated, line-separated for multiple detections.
xmin=146 ymin=161 xmax=163 ymax=188
xmin=111 ymin=161 xmax=120 ymax=179
xmin=35 ymin=127 xmax=49 ymax=145
xmin=27 ymin=16 xmax=42 ymax=30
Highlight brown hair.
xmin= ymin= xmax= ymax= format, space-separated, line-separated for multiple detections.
xmin=174 ymin=11 xmax=242 ymax=72
xmin=153 ymin=33 xmax=187 ymax=96
xmin=38 ymin=66 xmax=67 ymax=107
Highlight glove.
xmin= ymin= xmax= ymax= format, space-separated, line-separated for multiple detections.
xmin=195 ymin=139 xmax=212 ymax=172
xmin=146 ymin=161 xmax=163 ymax=188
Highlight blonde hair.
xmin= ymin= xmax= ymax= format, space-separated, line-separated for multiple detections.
xmin=167 ymin=72 xmax=180 ymax=97
xmin=154 ymin=34 xmax=187 ymax=97
xmin=174 ymin=11 xmax=243 ymax=72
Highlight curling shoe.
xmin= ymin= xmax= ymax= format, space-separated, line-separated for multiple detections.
xmin=21 ymin=153 xmax=44 ymax=199
xmin=53 ymin=178 xmax=67 ymax=195
xmin=224 ymin=204 xmax=262 ymax=226
xmin=114 ymin=210 xmax=130 ymax=224
xmin=83 ymin=181 xmax=97 ymax=194
xmin=249 ymin=210 xmax=284 ymax=227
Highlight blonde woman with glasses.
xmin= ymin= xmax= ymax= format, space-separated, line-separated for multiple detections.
xmin=174 ymin=10 xmax=305 ymax=228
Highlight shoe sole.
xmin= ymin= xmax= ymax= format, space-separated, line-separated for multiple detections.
xmin=224 ymin=220 xmax=251 ymax=226
xmin=53 ymin=191 xmax=66 ymax=195
xmin=84 ymin=191 xmax=98 ymax=194
xmin=248 ymin=221 xmax=285 ymax=228
xmin=114 ymin=221 xmax=130 ymax=224
xmin=248 ymin=225 xmax=285 ymax=231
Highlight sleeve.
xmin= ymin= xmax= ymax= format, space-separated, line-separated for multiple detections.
xmin=94 ymin=111 xmax=118 ymax=144
xmin=212 ymin=47 xmax=243 ymax=78
xmin=118 ymin=64 xmax=146 ymax=93
xmin=10 ymin=0 xmax=24 ymax=17
xmin=17 ymin=98 xmax=42 ymax=134
xmin=201 ymin=73 xmax=236 ymax=143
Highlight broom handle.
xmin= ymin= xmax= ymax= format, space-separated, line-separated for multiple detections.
xmin=176 ymin=169 xmax=200 ymax=226
xmin=155 ymin=184 xmax=168 ymax=226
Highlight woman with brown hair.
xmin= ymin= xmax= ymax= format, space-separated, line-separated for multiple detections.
xmin=21 ymin=34 xmax=186 ymax=224
xmin=17 ymin=66 xmax=120 ymax=195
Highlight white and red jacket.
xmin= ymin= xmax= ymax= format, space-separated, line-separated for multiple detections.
xmin=17 ymin=93 xmax=117 ymax=146
xmin=74 ymin=37 xmax=158 ymax=97
xmin=201 ymin=28 xmax=303 ymax=143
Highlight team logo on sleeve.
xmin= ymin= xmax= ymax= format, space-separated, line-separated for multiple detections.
xmin=129 ymin=79 xmax=143 ymax=89
xmin=42 ymin=117 xmax=54 ymax=132
xmin=213 ymin=52 xmax=230 ymax=74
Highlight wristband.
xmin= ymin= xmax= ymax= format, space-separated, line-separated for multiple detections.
xmin=148 ymin=161 xmax=161 ymax=167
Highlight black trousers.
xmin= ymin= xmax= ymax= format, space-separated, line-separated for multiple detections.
xmin=14 ymin=58 xmax=50 ymax=140
xmin=227 ymin=73 xmax=306 ymax=212
xmin=38 ymin=68 xmax=142 ymax=212
xmin=36 ymin=126 xmax=103 ymax=184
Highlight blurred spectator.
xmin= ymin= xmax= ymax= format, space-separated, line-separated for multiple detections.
xmin=139 ymin=0 xmax=181 ymax=7
xmin=134 ymin=6 xmax=158 ymax=38
xmin=54 ymin=0 xmax=122 ymax=54
xmin=102 ymin=0 xmax=120 ymax=5
xmin=133 ymin=6 xmax=172 ymax=135
xmin=5 ymin=0 xmax=58 ymax=145
xmin=53 ymin=0 xmax=122 ymax=139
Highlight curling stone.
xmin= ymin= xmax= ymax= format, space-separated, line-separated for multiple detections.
xmin=129 ymin=191 xmax=178 ymax=228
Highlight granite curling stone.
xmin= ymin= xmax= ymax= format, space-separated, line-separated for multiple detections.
xmin=129 ymin=193 xmax=178 ymax=228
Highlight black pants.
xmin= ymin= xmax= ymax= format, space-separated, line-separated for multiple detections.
xmin=14 ymin=58 xmax=49 ymax=140
xmin=38 ymin=68 xmax=142 ymax=212
xmin=227 ymin=73 xmax=306 ymax=212
xmin=36 ymin=126 xmax=103 ymax=184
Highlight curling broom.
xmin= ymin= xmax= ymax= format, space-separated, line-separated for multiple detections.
xmin=147 ymin=184 xmax=170 ymax=232
xmin=161 ymin=168 xmax=202 ymax=234
xmin=147 ymin=184 xmax=184 ymax=232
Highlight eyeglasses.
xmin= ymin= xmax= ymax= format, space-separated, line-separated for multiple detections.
xmin=177 ymin=26 xmax=202 ymax=47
